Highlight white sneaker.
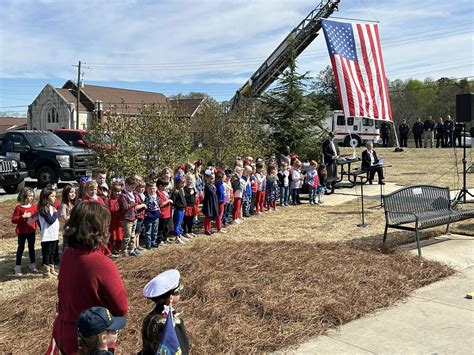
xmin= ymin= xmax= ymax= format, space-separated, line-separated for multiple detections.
xmin=234 ymin=219 xmax=241 ymax=224
xmin=219 ymin=229 xmax=228 ymax=233
xmin=14 ymin=266 xmax=22 ymax=276
xmin=176 ymin=237 xmax=185 ymax=244
xmin=29 ymin=264 xmax=38 ymax=273
xmin=190 ymin=233 xmax=197 ymax=238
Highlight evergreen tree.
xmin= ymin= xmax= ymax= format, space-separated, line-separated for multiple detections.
xmin=264 ymin=43 xmax=324 ymax=158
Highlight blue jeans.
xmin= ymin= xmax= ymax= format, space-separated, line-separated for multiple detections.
xmin=308 ymin=186 xmax=317 ymax=204
xmin=222 ymin=202 xmax=232 ymax=225
xmin=280 ymin=186 xmax=289 ymax=205
xmin=173 ymin=208 xmax=185 ymax=236
xmin=144 ymin=217 xmax=159 ymax=247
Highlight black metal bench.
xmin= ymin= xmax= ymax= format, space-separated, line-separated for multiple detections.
xmin=382 ymin=185 xmax=474 ymax=256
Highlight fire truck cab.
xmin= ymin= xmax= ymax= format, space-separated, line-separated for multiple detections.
xmin=324 ymin=110 xmax=381 ymax=147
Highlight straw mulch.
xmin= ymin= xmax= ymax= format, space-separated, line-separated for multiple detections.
xmin=0 ymin=238 xmax=454 ymax=354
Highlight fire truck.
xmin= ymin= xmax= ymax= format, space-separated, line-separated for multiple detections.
xmin=323 ymin=110 xmax=381 ymax=147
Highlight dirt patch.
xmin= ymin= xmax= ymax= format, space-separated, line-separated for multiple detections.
xmin=0 ymin=239 xmax=455 ymax=353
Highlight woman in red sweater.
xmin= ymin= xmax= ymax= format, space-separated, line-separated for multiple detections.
xmin=11 ymin=187 xmax=37 ymax=276
xmin=52 ymin=202 xmax=128 ymax=354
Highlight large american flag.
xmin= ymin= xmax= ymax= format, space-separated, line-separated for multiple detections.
xmin=321 ymin=19 xmax=392 ymax=121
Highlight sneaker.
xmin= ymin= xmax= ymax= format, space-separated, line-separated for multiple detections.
xmin=14 ymin=266 xmax=22 ymax=276
xmin=185 ymin=233 xmax=194 ymax=239
xmin=137 ymin=246 xmax=145 ymax=251
xmin=234 ymin=219 xmax=242 ymax=224
xmin=181 ymin=235 xmax=191 ymax=241
xmin=151 ymin=243 xmax=159 ymax=248
xmin=29 ymin=264 xmax=38 ymax=273
xmin=190 ymin=233 xmax=198 ymax=238
xmin=204 ymin=231 xmax=213 ymax=236
xmin=129 ymin=250 xmax=139 ymax=257
xmin=176 ymin=237 xmax=186 ymax=244
xmin=219 ymin=229 xmax=228 ymax=233
xmin=319 ymin=200 xmax=324 ymax=204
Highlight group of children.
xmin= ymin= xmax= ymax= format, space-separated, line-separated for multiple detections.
xmin=12 ymin=156 xmax=329 ymax=276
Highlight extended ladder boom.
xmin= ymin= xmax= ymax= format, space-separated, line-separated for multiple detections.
xmin=230 ymin=0 xmax=340 ymax=108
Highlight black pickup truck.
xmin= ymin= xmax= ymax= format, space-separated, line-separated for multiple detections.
xmin=0 ymin=130 xmax=97 ymax=187
xmin=0 ymin=154 xmax=27 ymax=194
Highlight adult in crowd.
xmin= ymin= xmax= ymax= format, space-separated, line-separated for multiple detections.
xmin=443 ymin=115 xmax=454 ymax=147
xmin=361 ymin=141 xmax=385 ymax=185
xmin=141 ymin=269 xmax=189 ymax=355
xmin=322 ymin=132 xmax=339 ymax=194
xmin=435 ymin=117 xmax=445 ymax=148
xmin=399 ymin=119 xmax=410 ymax=147
xmin=52 ymin=202 xmax=128 ymax=354
xmin=412 ymin=117 xmax=424 ymax=148
xmin=423 ymin=115 xmax=435 ymax=148
xmin=454 ymin=121 xmax=463 ymax=147
xmin=380 ymin=121 xmax=391 ymax=147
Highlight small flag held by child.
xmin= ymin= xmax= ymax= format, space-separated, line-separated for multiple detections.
xmin=157 ymin=310 xmax=181 ymax=355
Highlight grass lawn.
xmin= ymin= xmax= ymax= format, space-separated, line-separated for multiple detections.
xmin=0 ymin=148 xmax=472 ymax=353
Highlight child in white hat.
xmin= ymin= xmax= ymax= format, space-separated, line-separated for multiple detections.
xmin=141 ymin=269 xmax=189 ymax=355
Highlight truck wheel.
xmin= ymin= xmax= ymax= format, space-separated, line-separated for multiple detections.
xmin=3 ymin=180 xmax=25 ymax=194
xmin=36 ymin=166 xmax=58 ymax=187
xmin=344 ymin=135 xmax=362 ymax=147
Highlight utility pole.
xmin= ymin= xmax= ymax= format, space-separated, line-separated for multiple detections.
xmin=76 ymin=60 xmax=81 ymax=129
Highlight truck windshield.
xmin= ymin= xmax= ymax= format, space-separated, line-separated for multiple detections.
xmin=24 ymin=132 xmax=68 ymax=148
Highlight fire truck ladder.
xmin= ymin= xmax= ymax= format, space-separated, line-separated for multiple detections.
xmin=230 ymin=0 xmax=340 ymax=108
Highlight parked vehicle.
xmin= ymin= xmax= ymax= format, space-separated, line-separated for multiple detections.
xmin=52 ymin=129 xmax=112 ymax=151
xmin=0 ymin=130 xmax=97 ymax=187
xmin=0 ymin=154 xmax=27 ymax=194
xmin=323 ymin=110 xmax=381 ymax=147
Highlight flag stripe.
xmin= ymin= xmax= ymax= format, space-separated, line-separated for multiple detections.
xmin=321 ymin=19 xmax=392 ymax=121
xmin=374 ymin=24 xmax=392 ymax=120
xmin=330 ymin=56 xmax=350 ymax=116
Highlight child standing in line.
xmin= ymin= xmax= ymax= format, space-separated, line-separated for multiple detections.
xmin=82 ymin=181 xmax=105 ymax=205
xmin=95 ymin=169 xmax=109 ymax=206
xmin=266 ymin=165 xmax=279 ymax=211
xmin=290 ymin=160 xmax=304 ymax=205
xmin=222 ymin=169 xmax=234 ymax=226
xmin=317 ymin=164 xmax=328 ymax=204
xmin=134 ymin=180 xmax=147 ymax=252
xmin=241 ymin=166 xmax=253 ymax=217
xmin=278 ymin=162 xmax=290 ymax=206
xmin=119 ymin=176 xmax=146 ymax=257
xmin=215 ymin=170 xmax=227 ymax=233
xmin=38 ymin=185 xmax=60 ymax=278
xmin=202 ymin=172 xmax=218 ymax=235
xmin=108 ymin=183 xmax=123 ymax=254
xmin=306 ymin=160 xmax=320 ymax=205
xmin=172 ymin=176 xmax=188 ymax=244
xmin=157 ymin=178 xmax=173 ymax=245
xmin=250 ymin=164 xmax=258 ymax=215
xmin=255 ymin=162 xmax=266 ymax=213
xmin=12 ymin=187 xmax=37 ymax=276
xmin=143 ymin=181 xmax=160 ymax=249
xmin=183 ymin=174 xmax=199 ymax=238
xmin=231 ymin=166 xmax=243 ymax=223
xmin=59 ymin=184 xmax=77 ymax=249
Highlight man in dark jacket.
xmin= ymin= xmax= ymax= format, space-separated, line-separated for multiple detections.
xmin=454 ymin=122 xmax=464 ymax=147
xmin=362 ymin=141 xmax=384 ymax=185
xmin=399 ymin=119 xmax=410 ymax=147
xmin=443 ymin=115 xmax=454 ymax=147
xmin=413 ymin=118 xmax=424 ymax=148
xmin=435 ymin=117 xmax=445 ymax=148
xmin=424 ymin=115 xmax=435 ymax=148
xmin=380 ymin=121 xmax=391 ymax=147
xmin=322 ymin=132 xmax=340 ymax=193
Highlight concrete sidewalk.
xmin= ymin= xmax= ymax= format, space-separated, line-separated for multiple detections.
xmin=286 ymin=234 xmax=474 ymax=354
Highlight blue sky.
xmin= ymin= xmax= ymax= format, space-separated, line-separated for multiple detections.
xmin=0 ymin=0 xmax=472 ymax=116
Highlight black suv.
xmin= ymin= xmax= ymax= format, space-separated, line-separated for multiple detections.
xmin=0 ymin=131 xmax=97 ymax=187
xmin=0 ymin=154 xmax=27 ymax=194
